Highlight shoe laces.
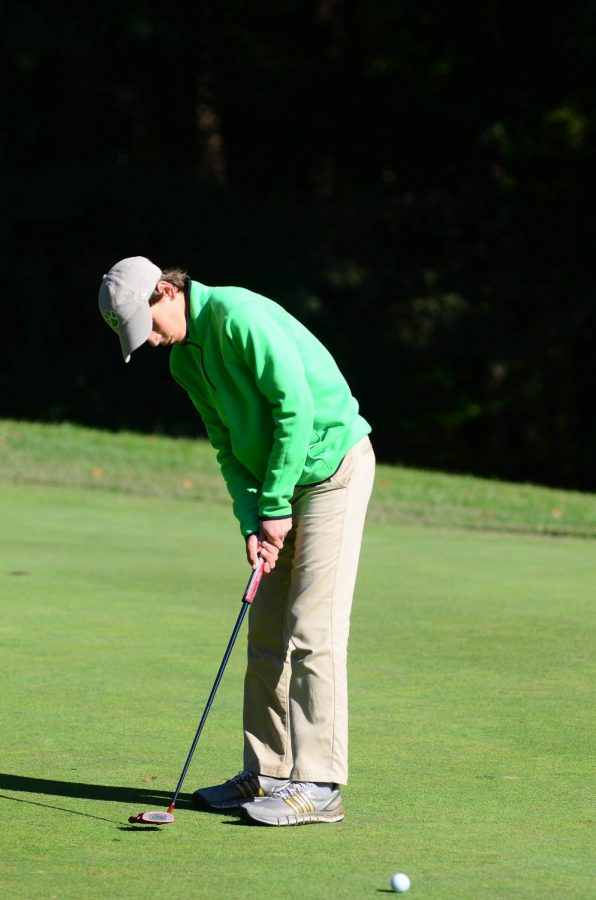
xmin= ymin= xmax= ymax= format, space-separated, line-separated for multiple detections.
xmin=272 ymin=781 xmax=310 ymax=800
xmin=231 ymin=770 xmax=256 ymax=784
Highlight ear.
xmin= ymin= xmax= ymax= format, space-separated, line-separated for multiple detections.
xmin=155 ymin=280 xmax=177 ymax=299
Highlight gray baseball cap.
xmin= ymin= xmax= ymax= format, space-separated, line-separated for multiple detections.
xmin=98 ymin=256 xmax=162 ymax=362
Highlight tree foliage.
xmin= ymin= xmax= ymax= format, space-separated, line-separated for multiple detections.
xmin=2 ymin=0 xmax=595 ymax=488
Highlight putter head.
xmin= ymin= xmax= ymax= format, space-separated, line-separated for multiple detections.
xmin=128 ymin=810 xmax=175 ymax=825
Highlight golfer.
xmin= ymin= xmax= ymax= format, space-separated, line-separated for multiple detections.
xmin=99 ymin=257 xmax=375 ymax=826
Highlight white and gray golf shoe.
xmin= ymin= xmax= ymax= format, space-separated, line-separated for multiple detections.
xmin=241 ymin=781 xmax=345 ymax=826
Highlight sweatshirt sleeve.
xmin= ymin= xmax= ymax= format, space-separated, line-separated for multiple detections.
xmin=172 ymin=372 xmax=261 ymax=539
xmin=224 ymin=308 xmax=314 ymax=520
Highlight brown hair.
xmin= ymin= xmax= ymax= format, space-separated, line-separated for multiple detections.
xmin=149 ymin=267 xmax=188 ymax=305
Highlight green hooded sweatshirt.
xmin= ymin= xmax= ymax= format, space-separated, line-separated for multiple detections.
xmin=170 ymin=281 xmax=371 ymax=537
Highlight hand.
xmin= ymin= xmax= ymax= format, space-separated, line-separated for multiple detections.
xmin=245 ymin=533 xmax=280 ymax=574
xmin=259 ymin=517 xmax=292 ymax=549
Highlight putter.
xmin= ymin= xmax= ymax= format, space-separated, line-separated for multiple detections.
xmin=129 ymin=557 xmax=265 ymax=825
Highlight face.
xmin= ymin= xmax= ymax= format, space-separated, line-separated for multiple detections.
xmin=147 ymin=286 xmax=187 ymax=347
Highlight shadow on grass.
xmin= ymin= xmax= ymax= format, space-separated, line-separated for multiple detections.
xmin=0 ymin=773 xmax=196 ymax=809
xmin=0 ymin=774 xmax=244 ymax=827
xmin=0 ymin=792 xmax=123 ymax=825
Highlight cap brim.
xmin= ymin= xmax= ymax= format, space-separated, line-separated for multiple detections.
xmin=119 ymin=302 xmax=153 ymax=362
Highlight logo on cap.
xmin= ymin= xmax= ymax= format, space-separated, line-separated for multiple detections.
xmin=102 ymin=309 xmax=119 ymax=330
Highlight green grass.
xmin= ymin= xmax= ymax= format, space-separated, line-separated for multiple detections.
xmin=2 ymin=419 xmax=596 ymax=537
xmin=0 ymin=422 xmax=594 ymax=898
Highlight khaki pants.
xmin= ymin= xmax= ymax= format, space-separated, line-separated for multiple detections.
xmin=243 ymin=436 xmax=375 ymax=784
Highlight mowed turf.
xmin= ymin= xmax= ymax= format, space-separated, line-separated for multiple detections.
xmin=0 ymin=479 xmax=594 ymax=898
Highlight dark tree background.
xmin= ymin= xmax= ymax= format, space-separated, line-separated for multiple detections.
xmin=2 ymin=0 xmax=595 ymax=489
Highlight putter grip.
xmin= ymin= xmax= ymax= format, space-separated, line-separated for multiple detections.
xmin=243 ymin=557 xmax=265 ymax=604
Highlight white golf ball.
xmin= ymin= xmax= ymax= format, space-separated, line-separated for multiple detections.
xmin=390 ymin=872 xmax=411 ymax=893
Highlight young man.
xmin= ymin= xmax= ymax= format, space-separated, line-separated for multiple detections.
xmin=99 ymin=256 xmax=375 ymax=826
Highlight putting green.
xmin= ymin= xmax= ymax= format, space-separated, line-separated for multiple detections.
xmin=0 ymin=483 xmax=593 ymax=898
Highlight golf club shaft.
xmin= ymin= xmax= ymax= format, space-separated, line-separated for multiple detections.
xmin=167 ymin=559 xmax=265 ymax=813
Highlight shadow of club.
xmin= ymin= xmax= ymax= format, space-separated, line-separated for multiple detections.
xmin=0 ymin=792 xmax=124 ymax=825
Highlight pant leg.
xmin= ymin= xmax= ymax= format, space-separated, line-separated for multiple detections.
xmin=243 ymin=436 xmax=375 ymax=783
xmin=288 ymin=436 xmax=375 ymax=784
xmin=243 ymin=529 xmax=295 ymax=777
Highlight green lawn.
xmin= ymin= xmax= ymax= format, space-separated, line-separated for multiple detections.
xmin=0 ymin=423 xmax=594 ymax=898
xmin=2 ymin=419 xmax=595 ymax=537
